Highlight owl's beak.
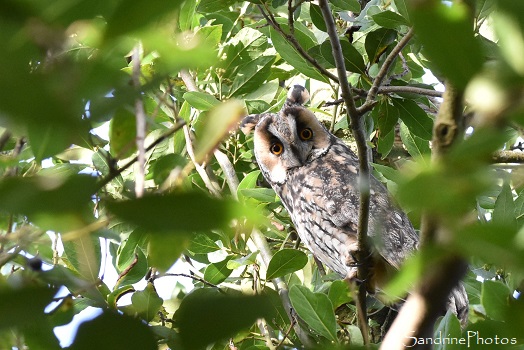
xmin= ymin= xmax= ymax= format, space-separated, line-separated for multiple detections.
xmin=289 ymin=144 xmax=305 ymax=167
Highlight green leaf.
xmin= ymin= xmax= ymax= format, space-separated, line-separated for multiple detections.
xmin=266 ymin=249 xmax=308 ymax=279
xmin=189 ymin=233 xmax=221 ymax=254
xmin=310 ymin=4 xmax=327 ymax=32
xmin=289 ymin=285 xmax=337 ymax=341
xmin=106 ymin=192 xmax=249 ymax=232
xmin=329 ymin=0 xmax=360 ymax=12
xmin=399 ymin=122 xmax=430 ymax=162
xmin=63 ymin=236 xmax=101 ymax=283
xmin=0 ymin=174 xmax=97 ymax=219
xmin=328 ymin=280 xmax=352 ymax=309
xmin=183 ymin=91 xmax=220 ymax=111
xmin=320 ymin=39 xmax=366 ymax=75
xmin=204 ymin=258 xmax=233 ymax=284
xmin=194 ymin=99 xmax=246 ymax=163
xmin=104 ymin=0 xmax=182 ymax=39
xmin=70 ymin=311 xmax=157 ymax=350
xmin=492 ymin=182 xmax=517 ymax=228
xmin=179 ymin=0 xmax=198 ymax=31
xmin=131 ymin=283 xmax=164 ymax=322
xmin=394 ymin=0 xmax=410 ymax=23
xmin=239 ymin=188 xmax=276 ymax=203
xmin=393 ymin=99 xmax=433 ymax=140
xmin=149 ymin=234 xmax=190 ymax=272
xmin=365 ymin=28 xmax=396 ymax=64
xmin=376 ymin=128 xmax=395 ymax=157
xmin=226 ymin=251 xmax=259 ymax=269
xmin=198 ymin=0 xmax=238 ymax=12
xmin=196 ymin=24 xmax=223 ymax=49
xmin=267 ymin=21 xmax=327 ymax=82
xmin=370 ymin=163 xmax=403 ymax=185
xmin=237 ymin=171 xmax=261 ymax=202
xmin=409 ymin=1 xmax=483 ymax=89
xmin=481 ymin=280 xmax=510 ymax=322
xmin=229 ymin=55 xmax=275 ymax=97
xmin=115 ymin=247 xmax=148 ymax=288
xmin=0 ymin=286 xmax=57 ymax=331
xmin=109 ymin=107 xmax=137 ymax=158
xmin=371 ymin=99 xmax=399 ymax=135
xmin=433 ymin=311 xmax=462 ymax=350
xmin=372 ymin=10 xmax=409 ymax=29
xmin=175 ymin=289 xmax=274 ymax=349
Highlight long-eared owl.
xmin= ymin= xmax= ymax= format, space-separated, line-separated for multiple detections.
xmin=241 ymin=85 xmax=468 ymax=325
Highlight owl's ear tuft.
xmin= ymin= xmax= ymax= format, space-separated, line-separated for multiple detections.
xmin=286 ymin=85 xmax=310 ymax=106
xmin=239 ymin=114 xmax=261 ymax=135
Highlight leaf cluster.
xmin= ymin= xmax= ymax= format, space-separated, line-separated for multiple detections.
xmin=0 ymin=0 xmax=523 ymax=349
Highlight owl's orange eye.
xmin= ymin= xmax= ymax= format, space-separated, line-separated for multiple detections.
xmin=300 ymin=128 xmax=313 ymax=140
xmin=270 ymin=142 xmax=284 ymax=155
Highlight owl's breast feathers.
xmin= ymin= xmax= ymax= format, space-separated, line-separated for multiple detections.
xmin=274 ymin=139 xmax=419 ymax=280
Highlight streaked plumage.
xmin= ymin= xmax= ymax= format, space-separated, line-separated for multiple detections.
xmin=241 ymin=85 xmax=468 ymax=325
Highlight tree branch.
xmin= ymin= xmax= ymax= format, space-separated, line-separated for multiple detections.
xmin=179 ymin=68 xmax=314 ymax=346
xmin=381 ymin=82 xmax=468 ymax=349
xmin=318 ymin=0 xmax=371 ymax=343
xmin=359 ymin=28 xmax=415 ymax=114
xmin=492 ymin=150 xmax=524 ymax=163
xmin=257 ymin=4 xmax=340 ymax=83
xmin=96 ymin=120 xmax=186 ymax=190
xmin=132 ymin=44 xmax=146 ymax=198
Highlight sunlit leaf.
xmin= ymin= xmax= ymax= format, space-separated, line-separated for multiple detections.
xmin=189 ymin=233 xmax=221 ymax=254
xmin=194 ymin=99 xmax=246 ymax=164
xmin=183 ymin=91 xmax=220 ymax=111
xmin=204 ymin=258 xmax=233 ymax=284
xmin=63 ymin=235 xmax=101 ymax=283
xmin=131 ymin=283 xmax=163 ymax=322
xmin=109 ymin=107 xmax=137 ymax=159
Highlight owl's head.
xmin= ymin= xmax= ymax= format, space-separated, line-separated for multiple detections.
xmin=240 ymin=86 xmax=333 ymax=185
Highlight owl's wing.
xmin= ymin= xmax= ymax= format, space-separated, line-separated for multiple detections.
xmin=316 ymin=144 xmax=419 ymax=271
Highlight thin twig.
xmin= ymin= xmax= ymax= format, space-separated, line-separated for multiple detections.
xmin=183 ymin=126 xmax=221 ymax=197
xmin=318 ymin=0 xmax=371 ymax=344
xmin=359 ymin=28 xmax=415 ymax=114
xmin=132 ymin=44 xmax=146 ymax=198
xmin=97 ymin=120 xmax=186 ymax=190
xmin=257 ymin=4 xmax=339 ymax=83
xmin=159 ymin=272 xmax=222 ymax=289
xmin=324 ymin=86 xmax=443 ymax=106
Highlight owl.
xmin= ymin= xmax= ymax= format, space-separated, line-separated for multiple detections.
xmin=241 ymin=85 xmax=468 ymax=325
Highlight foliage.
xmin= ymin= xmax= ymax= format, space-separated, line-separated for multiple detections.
xmin=0 ymin=0 xmax=523 ymax=349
